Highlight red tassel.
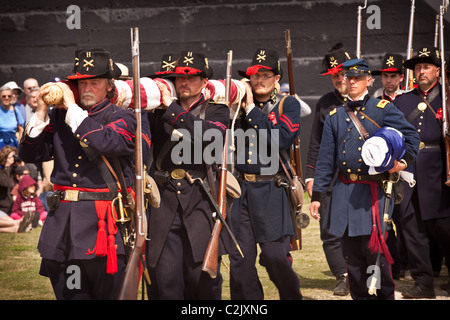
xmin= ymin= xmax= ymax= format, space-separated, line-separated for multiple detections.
xmin=86 ymin=201 xmax=108 ymax=257
xmin=106 ymin=235 xmax=117 ymax=274
xmin=105 ymin=200 xmax=118 ymax=274
xmin=369 ymin=225 xmax=380 ymax=254
xmin=94 ymin=220 xmax=107 ymax=256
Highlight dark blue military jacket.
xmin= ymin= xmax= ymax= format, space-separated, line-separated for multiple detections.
xmin=312 ymin=95 xmax=420 ymax=238
xmin=231 ymin=94 xmax=301 ymax=243
xmin=146 ymin=95 xmax=231 ymax=267
xmin=393 ymin=85 xmax=450 ymax=220
xmin=19 ymin=98 xmax=146 ymax=262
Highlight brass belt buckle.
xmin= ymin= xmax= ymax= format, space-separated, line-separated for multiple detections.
xmin=244 ymin=173 xmax=256 ymax=182
xmin=171 ymin=169 xmax=186 ymax=180
xmin=64 ymin=190 xmax=79 ymax=201
xmin=419 ymin=141 xmax=425 ymax=150
xmin=349 ymin=173 xmax=358 ymax=181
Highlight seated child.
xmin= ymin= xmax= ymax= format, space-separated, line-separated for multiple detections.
xmin=10 ymin=175 xmax=47 ymax=227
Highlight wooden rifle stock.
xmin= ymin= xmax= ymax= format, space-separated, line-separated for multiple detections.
xmin=201 ymin=50 xmax=233 ymax=279
xmin=438 ymin=2 xmax=450 ymax=186
xmin=284 ymin=29 xmax=303 ymax=250
xmin=117 ymin=27 xmax=149 ymax=299
xmin=201 ymin=134 xmax=229 ymax=278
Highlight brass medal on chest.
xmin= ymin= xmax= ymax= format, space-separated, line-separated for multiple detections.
xmin=417 ymin=102 xmax=427 ymax=111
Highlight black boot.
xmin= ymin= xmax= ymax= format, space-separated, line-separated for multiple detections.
xmin=402 ymin=285 xmax=436 ymax=299
xmin=333 ymin=274 xmax=349 ymax=296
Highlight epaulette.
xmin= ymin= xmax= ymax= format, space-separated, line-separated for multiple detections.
xmin=329 ymin=107 xmax=337 ymax=116
xmin=376 ymin=99 xmax=389 ymax=109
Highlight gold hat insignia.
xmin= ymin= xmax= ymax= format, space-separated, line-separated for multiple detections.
xmin=83 ymin=59 xmax=94 ymax=71
xmin=183 ymin=52 xmax=194 ymax=65
xmin=256 ymin=50 xmax=266 ymax=63
xmin=419 ymin=48 xmax=430 ymax=57
xmin=330 ymin=57 xmax=338 ymax=68
xmin=386 ymin=56 xmax=395 ymax=66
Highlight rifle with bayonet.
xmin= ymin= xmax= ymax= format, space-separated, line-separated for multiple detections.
xmin=117 ymin=27 xmax=150 ymax=299
xmin=438 ymin=0 xmax=450 ymax=186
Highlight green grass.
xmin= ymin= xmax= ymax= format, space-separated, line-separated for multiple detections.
xmin=0 ymin=230 xmax=54 ymax=300
xmin=0 ymin=199 xmax=448 ymax=300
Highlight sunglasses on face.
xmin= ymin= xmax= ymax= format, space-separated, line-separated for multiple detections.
xmin=2 ymin=95 xmax=12 ymax=98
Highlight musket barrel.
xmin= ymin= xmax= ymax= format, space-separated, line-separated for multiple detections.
xmin=356 ymin=0 xmax=367 ymax=59
xmin=117 ymin=27 xmax=148 ymax=300
xmin=440 ymin=5 xmax=447 ymax=137
xmin=405 ymin=0 xmax=416 ymax=90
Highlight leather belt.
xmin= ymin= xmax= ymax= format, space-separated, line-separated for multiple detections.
xmin=154 ymin=169 xmax=206 ymax=186
xmin=55 ymin=190 xmax=117 ymax=201
xmin=240 ymin=172 xmax=281 ymax=182
xmin=169 ymin=169 xmax=206 ymax=180
xmin=339 ymin=171 xmax=388 ymax=182
xmin=419 ymin=141 xmax=440 ymax=150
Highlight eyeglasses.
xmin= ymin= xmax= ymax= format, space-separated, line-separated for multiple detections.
xmin=249 ymin=74 xmax=276 ymax=81
xmin=2 ymin=95 xmax=12 ymax=98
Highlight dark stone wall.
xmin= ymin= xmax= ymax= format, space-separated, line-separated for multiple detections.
xmin=1 ymin=0 xmax=448 ymax=172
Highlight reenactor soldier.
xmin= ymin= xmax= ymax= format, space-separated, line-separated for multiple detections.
xmin=228 ymin=48 xmax=302 ymax=300
xmin=372 ymin=53 xmax=405 ymax=101
xmin=145 ymin=51 xmax=232 ymax=299
xmin=19 ymin=48 xmax=146 ymax=299
xmin=393 ymin=46 xmax=450 ymax=298
xmin=305 ymin=43 xmax=352 ymax=296
xmin=310 ymin=59 xmax=420 ymax=299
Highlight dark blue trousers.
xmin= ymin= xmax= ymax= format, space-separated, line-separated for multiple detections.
xmin=146 ymin=211 xmax=223 ymax=300
xmin=229 ymin=195 xmax=301 ymax=300
xmin=40 ymin=256 xmax=126 ymax=300
xmin=341 ymin=232 xmax=395 ymax=300
xmin=319 ymin=193 xmax=347 ymax=277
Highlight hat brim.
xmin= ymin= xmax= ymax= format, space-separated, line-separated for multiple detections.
xmin=170 ymin=66 xmax=212 ymax=79
xmin=320 ymin=66 xmax=344 ymax=76
xmin=345 ymin=70 xmax=371 ymax=77
xmin=403 ymin=57 xmax=440 ymax=70
xmin=147 ymin=71 xmax=176 ymax=79
xmin=372 ymin=68 xmax=403 ymax=76
xmin=238 ymin=68 xmax=283 ymax=79
xmin=67 ymin=62 xmax=122 ymax=80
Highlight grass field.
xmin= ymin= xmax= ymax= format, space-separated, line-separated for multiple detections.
xmin=0 ymin=200 xmax=449 ymax=300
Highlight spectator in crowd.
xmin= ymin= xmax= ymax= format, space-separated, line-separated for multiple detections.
xmin=0 ymin=86 xmax=25 ymax=149
xmin=11 ymin=165 xmax=31 ymax=202
xmin=0 ymin=145 xmax=19 ymax=215
xmin=10 ymin=174 xmax=47 ymax=228
xmin=3 ymin=81 xmax=26 ymax=121
xmin=0 ymin=210 xmax=33 ymax=233
xmin=25 ymin=87 xmax=39 ymax=125
xmin=19 ymin=78 xmax=39 ymax=106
